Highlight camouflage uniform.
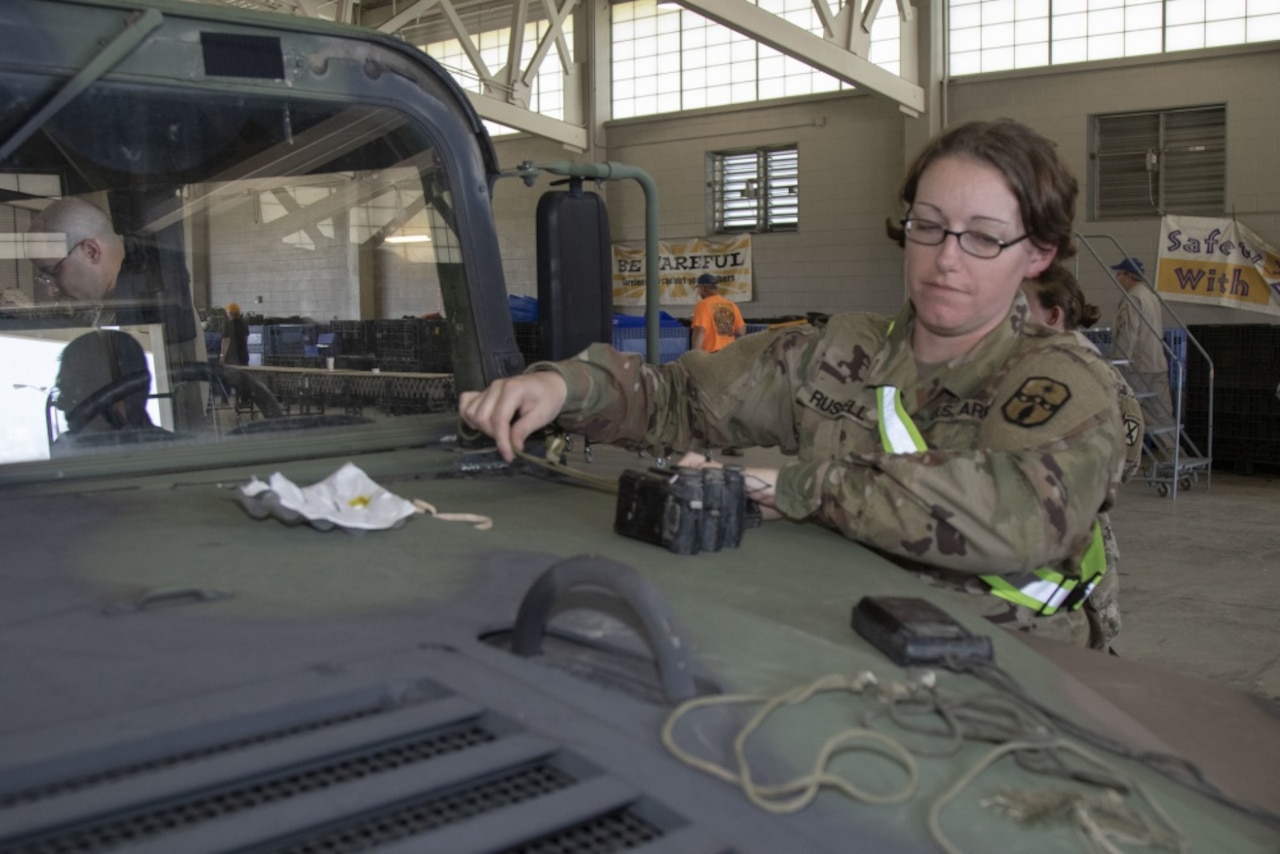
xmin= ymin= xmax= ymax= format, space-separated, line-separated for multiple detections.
xmin=1114 ymin=285 xmax=1174 ymax=453
xmin=534 ymin=292 xmax=1127 ymax=646
xmin=1076 ymin=329 xmax=1144 ymax=650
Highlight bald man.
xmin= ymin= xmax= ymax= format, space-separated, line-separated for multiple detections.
xmin=30 ymin=196 xmax=208 ymax=426
xmin=29 ymin=197 xmax=127 ymax=304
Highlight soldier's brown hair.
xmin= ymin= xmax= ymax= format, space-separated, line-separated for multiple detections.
xmin=1025 ymin=264 xmax=1102 ymax=331
xmin=899 ymin=119 xmax=1078 ymax=261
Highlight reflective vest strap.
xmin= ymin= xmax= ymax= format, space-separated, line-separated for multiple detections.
xmin=1078 ymin=521 xmax=1106 ymax=584
xmin=977 ymin=523 xmax=1104 ymax=615
xmin=870 ymin=383 xmax=1108 ymax=615
xmin=980 ymin=569 xmax=1079 ymax=616
xmin=876 ymin=386 xmax=927 ymax=454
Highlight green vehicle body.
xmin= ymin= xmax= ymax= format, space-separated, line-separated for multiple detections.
xmin=0 ymin=1 xmax=1276 ymax=851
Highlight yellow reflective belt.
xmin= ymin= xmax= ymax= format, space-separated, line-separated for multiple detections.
xmin=875 ymin=384 xmax=1105 ymax=615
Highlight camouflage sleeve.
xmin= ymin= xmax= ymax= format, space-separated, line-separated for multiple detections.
xmin=530 ymin=326 xmax=822 ymax=455
xmin=774 ymin=346 xmax=1125 ymax=576
xmin=1113 ymin=367 xmax=1145 ymax=482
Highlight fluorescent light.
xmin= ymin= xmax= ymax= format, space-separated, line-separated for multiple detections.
xmin=384 ymin=234 xmax=431 ymax=244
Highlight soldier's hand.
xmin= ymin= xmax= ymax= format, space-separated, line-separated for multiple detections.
xmin=674 ymin=451 xmax=782 ymax=521
xmin=459 ymin=372 xmax=568 ymax=462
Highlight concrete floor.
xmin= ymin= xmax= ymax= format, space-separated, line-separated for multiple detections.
xmin=578 ymin=443 xmax=1280 ymax=700
xmin=1108 ymin=469 xmax=1280 ymax=699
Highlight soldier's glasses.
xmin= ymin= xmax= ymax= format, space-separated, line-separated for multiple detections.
xmin=901 ymin=218 xmax=1029 ymax=259
xmin=34 ymin=240 xmax=86 ymax=285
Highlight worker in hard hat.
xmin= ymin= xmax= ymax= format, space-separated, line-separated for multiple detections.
xmin=220 ymin=302 xmax=252 ymax=410
xmin=220 ymin=303 xmax=248 ymax=367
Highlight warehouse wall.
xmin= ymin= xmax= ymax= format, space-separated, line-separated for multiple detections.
xmin=489 ymin=44 xmax=1280 ymax=328
xmin=492 ymin=94 xmax=910 ymax=322
xmin=490 ymin=135 xmax=571 ymax=306
xmin=944 ymin=45 xmax=1280 ymax=329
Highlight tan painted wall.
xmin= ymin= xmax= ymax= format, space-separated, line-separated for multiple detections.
xmin=491 ymin=45 xmax=1280 ymax=328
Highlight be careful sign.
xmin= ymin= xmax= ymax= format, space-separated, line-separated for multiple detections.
xmin=612 ymin=235 xmax=752 ymax=306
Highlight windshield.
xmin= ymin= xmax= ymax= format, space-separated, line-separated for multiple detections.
xmin=1 ymin=75 xmax=468 ymax=467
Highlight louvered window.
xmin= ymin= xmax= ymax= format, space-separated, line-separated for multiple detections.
xmin=709 ymin=146 xmax=798 ymax=233
xmin=1091 ymin=105 xmax=1225 ymax=220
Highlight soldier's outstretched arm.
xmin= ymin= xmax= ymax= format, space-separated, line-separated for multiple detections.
xmin=774 ymin=350 xmax=1125 ymax=576
xmin=459 ymin=372 xmax=567 ymax=461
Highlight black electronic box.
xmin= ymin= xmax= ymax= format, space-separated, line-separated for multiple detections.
xmin=614 ymin=466 xmax=754 ymax=554
xmin=851 ymin=595 xmax=994 ymax=666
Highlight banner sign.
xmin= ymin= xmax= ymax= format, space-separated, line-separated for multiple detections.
xmin=612 ymin=234 xmax=752 ymax=306
xmin=1156 ymin=215 xmax=1280 ymax=317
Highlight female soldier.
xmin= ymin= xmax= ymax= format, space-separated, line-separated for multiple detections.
xmin=1022 ymin=264 xmax=1102 ymax=333
xmin=461 ymin=119 xmax=1126 ymax=647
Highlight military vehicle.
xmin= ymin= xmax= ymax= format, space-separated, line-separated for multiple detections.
xmin=0 ymin=0 xmax=1277 ymax=851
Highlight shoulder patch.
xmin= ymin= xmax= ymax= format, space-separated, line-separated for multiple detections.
xmin=1002 ymin=377 xmax=1072 ymax=427
xmin=1124 ymin=415 xmax=1142 ymax=447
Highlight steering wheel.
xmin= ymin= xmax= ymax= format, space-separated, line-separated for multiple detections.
xmin=63 ymin=361 xmax=284 ymax=433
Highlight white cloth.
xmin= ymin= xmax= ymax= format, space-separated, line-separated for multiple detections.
xmin=239 ymin=462 xmax=418 ymax=530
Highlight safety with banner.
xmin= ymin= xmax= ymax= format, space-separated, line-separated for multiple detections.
xmin=612 ymin=234 xmax=752 ymax=306
xmin=1156 ymin=214 xmax=1280 ymax=317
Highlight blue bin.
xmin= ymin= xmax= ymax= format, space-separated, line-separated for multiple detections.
xmin=508 ymin=294 xmax=539 ymax=323
xmin=612 ymin=325 xmax=689 ymax=363
xmin=1164 ymin=328 xmax=1188 ymax=394
xmin=1081 ymin=327 xmax=1112 ymax=357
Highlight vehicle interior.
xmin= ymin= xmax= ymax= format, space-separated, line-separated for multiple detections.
xmin=1 ymin=49 xmax=502 ymax=470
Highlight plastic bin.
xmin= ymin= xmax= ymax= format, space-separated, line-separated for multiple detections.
xmin=1163 ymin=328 xmax=1187 ymax=395
xmin=1081 ymin=327 xmax=1112 ymax=356
xmin=612 ymin=325 xmax=689 ymax=364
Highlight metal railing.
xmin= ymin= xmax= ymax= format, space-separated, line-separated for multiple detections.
xmin=1075 ymin=233 xmax=1214 ymax=498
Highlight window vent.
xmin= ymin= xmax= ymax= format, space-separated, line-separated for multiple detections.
xmin=1092 ymin=105 xmax=1226 ymax=220
xmin=709 ymin=145 xmax=799 ymax=234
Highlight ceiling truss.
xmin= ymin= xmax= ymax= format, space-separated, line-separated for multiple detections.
xmin=189 ymin=0 xmax=924 ymax=149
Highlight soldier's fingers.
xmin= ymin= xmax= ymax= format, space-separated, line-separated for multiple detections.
xmin=457 ymin=391 xmax=481 ymax=428
xmin=674 ymin=451 xmax=704 ymax=468
xmin=674 ymin=450 xmax=718 ymax=469
xmin=458 ymin=389 xmax=498 ymax=436
xmin=742 ymin=466 xmax=779 ymax=510
xmin=503 ymin=375 xmax=568 ymax=460
xmin=506 ymin=412 xmax=540 ymax=461
xmin=459 ymin=384 xmax=514 ymax=445
xmin=458 ymin=375 xmax=567 ymax=461
xmin=485 ymin=383 xmax=524 ymax=460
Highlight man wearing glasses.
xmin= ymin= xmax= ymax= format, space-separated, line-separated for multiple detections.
xmin=28 ymin=196 xmax=207 ymax=426
xmin=29 ymin=197 xmax=128 ymax=309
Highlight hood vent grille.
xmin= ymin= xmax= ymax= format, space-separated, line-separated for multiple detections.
xmin=507 ymin=809 xmax=663 ymax=853
xmin=0 ymin=707 xmax=382 ymax=811
xmin=274 ymin=763 xmax=576 ymax=852
xmin=4 ymin=722 xmax=496 ymax=854
xmin=0 ymin=679 xmax=685 ymax=854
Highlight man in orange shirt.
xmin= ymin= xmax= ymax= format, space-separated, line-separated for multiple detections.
xmin=690 ymin=273 xmax=745 ymax=353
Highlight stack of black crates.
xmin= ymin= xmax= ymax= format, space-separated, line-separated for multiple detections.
xmin=1186 ymin=324 xmax=1280 ymax=474
xmin=372 ymin=319 xmax=452 ymax=374
xmin=253 ymin=319 xmax=452 ymax=374
xmin=262 ymin=324 xmax=319 ymax=368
